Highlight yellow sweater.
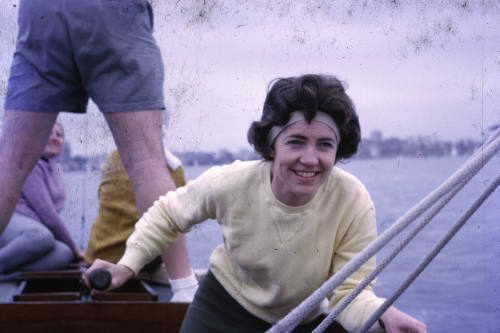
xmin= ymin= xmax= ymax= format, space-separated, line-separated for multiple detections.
xmin=84 ymin=150 xmax=186 ymax=264
xmin=119 ymin=160 xmax=384 ymax=332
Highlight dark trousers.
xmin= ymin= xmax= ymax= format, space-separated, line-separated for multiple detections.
xmin=180 ymin=270 xmax=348 ymax=333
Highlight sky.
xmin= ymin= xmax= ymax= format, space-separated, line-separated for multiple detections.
xmin=1 ymin=0 xmax=499 ymax=156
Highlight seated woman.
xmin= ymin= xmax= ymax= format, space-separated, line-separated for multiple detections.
xmin=0 ymin=122 xmax=82 ymax=278
xmin=84 ymin=148 xmax=186 ymax=265
xmin=84 ymin=148 xmax=199 ymax=301
xmin=84 ymin=74 xmax=426 ymax=332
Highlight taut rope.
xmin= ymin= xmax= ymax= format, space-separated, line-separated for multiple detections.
xmin=355 ymin=172 xmax=500 ymax=332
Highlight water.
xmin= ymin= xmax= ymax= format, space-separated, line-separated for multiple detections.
xmin=61 ymin=156 xmax=500 ymax=333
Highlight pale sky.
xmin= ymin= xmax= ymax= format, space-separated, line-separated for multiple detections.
xmin=1 ymin=0 xmax=499 ymax=155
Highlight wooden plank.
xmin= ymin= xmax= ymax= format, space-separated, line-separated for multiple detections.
xmin=0 ymin=302 xmax=189 ymax=333
xmin=18 ymin=269 xmax=84 ymax=278
xmin=91 ymin=291 xmax=157 ymax=301
xmin=17 ymin=269 xmax=150 ymax=280
xmin=13 ymin=292 xmax=80 ymax=302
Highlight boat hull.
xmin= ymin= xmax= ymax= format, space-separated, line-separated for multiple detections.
xmin=0 ymin=301 xmax=189 ymax=333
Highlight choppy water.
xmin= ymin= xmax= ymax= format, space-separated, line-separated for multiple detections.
xmin=61 ymin=155 xmax=500 ymax=333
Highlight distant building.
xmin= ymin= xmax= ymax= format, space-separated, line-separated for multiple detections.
xmin=355 ymin=130 xmax=478 ymax=159
xmin=370 ymin=130 xmax=382 ymax=142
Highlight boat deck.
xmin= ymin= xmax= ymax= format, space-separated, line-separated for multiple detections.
xmin=0 ymin=272 xmax=186 ymax=333
xmin=0 ymin=275 xmax=175 ymax=302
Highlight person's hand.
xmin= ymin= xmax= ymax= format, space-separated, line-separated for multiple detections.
xmin=72 ymin=248 xmax=85 ymax=261
xmin=82 ymin=258 xmax=134 ymax=294
xmin=379 ymin=306 xmax=427 ymax=333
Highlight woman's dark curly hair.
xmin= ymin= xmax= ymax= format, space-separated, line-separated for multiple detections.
xmin=247 ymin=74 xmax=361 ymax=162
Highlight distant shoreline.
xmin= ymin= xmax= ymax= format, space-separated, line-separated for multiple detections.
xmin=61 ymin=135 xmax=480 ymax=172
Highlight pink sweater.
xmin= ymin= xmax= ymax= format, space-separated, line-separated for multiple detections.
xmin=15 ymin=156 xmax=77 ymax=251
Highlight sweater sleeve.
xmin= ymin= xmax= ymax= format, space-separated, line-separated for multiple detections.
xmin=329 ymin=202 xmax=385 ymax=332
xmin=21 ymin=163 xmax=77 ymax=251
xmin=118 ymin=166 xmax=220 ymax=274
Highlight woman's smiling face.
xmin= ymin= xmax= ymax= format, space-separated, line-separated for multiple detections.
xmin=44 ymin=123 xmax=64 ymax=158
xmin=270 ymin=120 xmax=337 ymax=206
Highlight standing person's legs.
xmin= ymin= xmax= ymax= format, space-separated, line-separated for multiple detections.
xmin=68 ymin=0 xmax=194 ymax=281
xmin=0 ymin=111 xmax=58 ymax=234
xmin=103 ymin=110 xmax=173 ymax=216
xmin=161 ymin=233 xmax=191 ymax=279
xmin=104 ymin=110 xmax=192 ymax=279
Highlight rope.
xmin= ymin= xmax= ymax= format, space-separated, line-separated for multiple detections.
xmin=312 ymin=176 xmax=472 ymax=333
xmin=312 ymin=128 xmax=500 ymax=332
xmin=267 ymin=128 xmax=500 ymax=333
xmin=356 ymin=172 xmax=500 ymax=333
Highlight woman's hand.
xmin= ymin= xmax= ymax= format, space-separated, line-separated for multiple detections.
xmin=82 ymin=258 xmax=134 ymax=293
xmin=379 ymin=306 xmax=427 ymax=333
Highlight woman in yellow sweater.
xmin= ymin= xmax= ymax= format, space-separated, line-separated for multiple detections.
xmin=84 ymin=74 xmax=426 ymax=333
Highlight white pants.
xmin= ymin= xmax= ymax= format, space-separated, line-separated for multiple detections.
xmin=0 ymin=212 xmax=73 ymax=275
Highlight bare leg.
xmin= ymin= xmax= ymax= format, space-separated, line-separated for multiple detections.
xmin=161 ymin=233 xmax=191 ymax=279
xmin=104 ymin=110 xmax=192 ymax=279
xmin=0 ymin=110 xmax=58 ymax=235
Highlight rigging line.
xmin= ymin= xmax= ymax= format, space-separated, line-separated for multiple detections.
xmin=480 ymin=2 xmax=485 ymax=147
xmin=267 ymin=129 xmax=500 ymax=333
xmin=480 ymin=124 xmax=500 ymax=147
xmin=313 ymin=128 xmax=500 ymax=332
xmin=481 ymin=38 xmax=484 ymax=145
xmin=356 ymin=172 xmax=500 ymax=333
xmin=312 ymin=175 xmax=474 ymax=333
